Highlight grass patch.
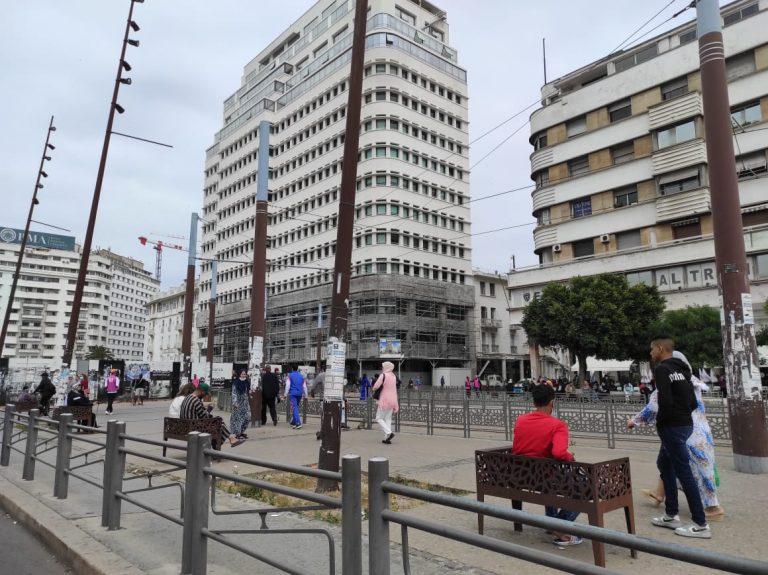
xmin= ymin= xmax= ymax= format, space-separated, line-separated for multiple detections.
xmin=217 ymin=465 xmax=470 ymax=525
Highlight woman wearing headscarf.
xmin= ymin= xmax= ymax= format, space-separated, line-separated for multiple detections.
xmin=627 ymin=350 xmax=724 ymax=521
xmin=230 ymin=371 xmax=252 ymax=440
xmin=372 ymin=361 xmax=399 ymax=444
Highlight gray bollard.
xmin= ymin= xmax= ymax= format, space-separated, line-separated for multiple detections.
xmin=53 ymin=413 xmax=74 ymax=499
xmin=22 ymin=409 xmax=39 ymax=481
xmin=182 ymin=432 xmax=212 ymax=575
xmin=341 ymin=454 xmax=362 ymax=575
xmin=368 ymin=457 xmax=390 ymax=575
xmin=1 ymin=404 xmax=16 ymax=466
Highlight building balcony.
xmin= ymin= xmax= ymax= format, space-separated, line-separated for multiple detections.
xmin=656 ymin=187 xmax=711 ymax=222
xmin=651 ymin=138 xmax=706 ymax=175
xmin=533 ymin=225 xmax=558 ymax=251
xmin=480 ymin=344 xmax=501 ymax=355
xmin=480 ymin=318 xmax=502 ymax=329
xmin=648 ymin=91 xmax=702 ymax=130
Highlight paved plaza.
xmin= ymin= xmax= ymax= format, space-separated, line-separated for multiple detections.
xmin=1 ymin=399 xmax=766 ymax=573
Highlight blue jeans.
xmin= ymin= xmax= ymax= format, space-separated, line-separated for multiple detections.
xmin=545 ymin=506 xmax=579 ymax=523
xmin=290 ymin=395 xmax=302 ymax=426
xmin=657 ymin=425 xmax=706 ymax=526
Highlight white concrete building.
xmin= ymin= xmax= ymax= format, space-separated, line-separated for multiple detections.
xmin=144 ymin=281 xmax=198 ymax=364
xmin=472 ymin=269 xmax=530 ymax=382
xmin=95 ymin=249 xmax=159 ymax=362
xmin=0 ymin=227 xmax=112 ymax=364
xmin=509 ymin=0 xmax=768 ymax=378
xmin=199 ymin=0 xmax=473 ymax=376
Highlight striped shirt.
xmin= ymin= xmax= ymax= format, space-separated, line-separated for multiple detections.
xmin=179 ymin=395 xmax=210 ymax=420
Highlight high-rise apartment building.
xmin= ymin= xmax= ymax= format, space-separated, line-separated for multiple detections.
xmin=0 ymin=226 xmax=112 ymax=365
xmin=199 ymin=0 xmax=473 ymax=377
xmin=96 ymin=249 xmax=159 ymax=361
xmin=508 ymin=0 xmax=768 ymax=377
xmin=144 ymin=281 xmax=196 ymax=364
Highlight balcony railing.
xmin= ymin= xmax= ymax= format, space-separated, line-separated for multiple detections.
xmin=480 ymin=318 xmax=502 ymax=329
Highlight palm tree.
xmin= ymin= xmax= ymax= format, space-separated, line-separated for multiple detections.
xmin=86 ymin=345 xmax=115 ymax=361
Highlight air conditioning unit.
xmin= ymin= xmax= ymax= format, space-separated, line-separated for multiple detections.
xmin=600 ymin=234 xmax=611 ymax=244
xmin=552 ymin=244 xmax=562 ymax=253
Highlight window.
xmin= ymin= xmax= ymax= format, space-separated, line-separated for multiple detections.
xmin=375 ymin=63 xmax=386 ymax=73
xmin=535 ymin=170 xmax=550 ymax=188
xmin=611 ymin=141 xmax=634 ymax=165
xmin=571 ymin=198 xmax=592 ymax=218
xmin=617 ymin=230 xmax=642 ymax=251
xmin=537 ymin=208 xmax=551 ymax=225
xmin=736 ymin=151 xmax=768 ymax=179
xmin=533 ymin=133 xmax=548 ymax=150
xmin=396 ymin=6 xmax=416 ymax=25
xmin=614 ymin=185 xmax=638 ymax=208
xmin=489 ymin=283 xmax=496 ymax=296
xmin=615 ymin=44 xmax=658 ymax=72
xmin=568 ymin=155 xmax=589 ymax=176
xmin=679 ymin=29 xmax=697 ymax=45
xmin=672 ymin=218 xmax=701 ymax=240
xmin=627 ymin=270 xmax=654 ymax=286
xmin=376 ymin=203 xmax=386 ymax=215
xmin=731 ymin=101 xmax=762 ymax=128
xmin=661 ymin=77 xmax=688 ymax=101
xmin=375 ymin=146 xmax=386 ymax=157
xmin=659 ymin=167 xmax=701 ymax=195
xmin=609 ymin=99 xmax=631 ymax=122
xmin=743 ymin=208 xmax=768 ymax=228
xmin=724 ymin=2 xmax=759 ymax=26
xmin=566 ymin=116 xmax=587 ymax=138
xmin=479 ymin=281 xmax=486 ymax=295
xmin=656 ymin=120 xmax=696 ymax=149
xmin=376 ymin=232 xmax=387 ymax=244
xmin=573 ymin=238 xmax=595 ymax=258
xmin=726 ymin=51 xmax=756 ymax=81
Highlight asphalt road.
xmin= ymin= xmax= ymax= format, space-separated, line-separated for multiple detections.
xmin=0 ymin=505 xmax=71 ymax=575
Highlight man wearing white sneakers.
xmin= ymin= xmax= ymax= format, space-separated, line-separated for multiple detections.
xmin=649 ymin=336 xmax=711 ymax=539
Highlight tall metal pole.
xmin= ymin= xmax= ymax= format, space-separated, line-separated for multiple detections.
xmin=248 ymin=120 xmax=271 ymax=389
xmin=696 ymin=0 xmax=768 ymax=473
xmin=316 ymin=303 xmax=323 ymax=376
xmin=317 ymin=0 xmax=368 ymax=484
xmin=181 ymin=213 xmax=198 ymax=386
xmin=62 ymin=0 xmax=141 ymax=369
xmin=0 ymin=116 xmax=56 ymax=357
xmin=207 ymin=260 xmax=217 ymax=385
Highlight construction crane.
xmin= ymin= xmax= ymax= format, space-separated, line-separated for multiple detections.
xmin=138 ymin=236 xmax=185 ymax=283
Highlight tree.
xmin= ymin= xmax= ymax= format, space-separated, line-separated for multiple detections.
xmin=756 ymin=325 xmax=768 ymax=347
xmin=521 ymin=274 xmax=665 ymax=386
xmin=650 ymin=305 xmax=722 ymax=369
xmin=85 ymin=345 xmax=115 ymax=361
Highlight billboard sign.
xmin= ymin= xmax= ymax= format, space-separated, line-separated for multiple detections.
xmin=379 ymin=338 xmax=403 ymax=358
xmin=0 ymin=227 xmax=76 ymax=251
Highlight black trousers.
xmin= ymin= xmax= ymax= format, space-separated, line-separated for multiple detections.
xmin=261 ymin=396 xmax=278 ymax=424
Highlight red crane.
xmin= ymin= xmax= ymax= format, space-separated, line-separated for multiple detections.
xmin=138 ymin=236 xmax=185 ymax=283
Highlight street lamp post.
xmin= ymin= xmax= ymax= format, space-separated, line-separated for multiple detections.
xmin=0 ymin=116 xmax=57 ymax=358
xmin=61 ymin=0 xmax=145 ymax=371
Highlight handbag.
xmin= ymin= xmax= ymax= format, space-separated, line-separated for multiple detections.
xmin=372 ymin=374 xmax=384 ymax=400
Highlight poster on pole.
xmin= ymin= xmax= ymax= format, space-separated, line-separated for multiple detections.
xmin=324 ymin=337 xmax=346 ymax=400
xmin=248 ymin=336 xmax=263 ymax=390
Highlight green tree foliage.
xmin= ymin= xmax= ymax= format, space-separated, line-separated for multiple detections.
xmin=756 ymin=325 xmax=768 ymax=346
xmin=85 ymin=345 xmax=115 ymax=361
xmin=651 ymin=305 xmax=722 ymax=369
xmin=521 ymin=274 xmax=665 ymax=385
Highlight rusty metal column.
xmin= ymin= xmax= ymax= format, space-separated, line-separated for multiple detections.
xmin=696 ymin=0 xmax=768 ymax=473
xmin=317 ymin=0 xmax=368 ymax=485
xmin=207 ymin=259 xmax=217 ymax=385
xmin=316 ymin=303 xmax=323 ymax=376
xmin=181 ymin=212 xmax=198 ymax=386
xmin=248 ymin=120 xmax=271 ymax=426
xmin=0 ymin=116 xmax=56 ymax=357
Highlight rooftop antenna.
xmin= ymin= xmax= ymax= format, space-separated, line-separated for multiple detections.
xmin=542 ymin=38 xmax=548 ymax=84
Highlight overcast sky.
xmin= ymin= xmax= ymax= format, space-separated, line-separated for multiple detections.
xmin=1 ymin=0 xmax=706 ymax=289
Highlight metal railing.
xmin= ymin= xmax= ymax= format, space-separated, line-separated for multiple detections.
xmin=0 ymin=404 xmax=362 ymax=575
xmin=366 ymin=457 xmax=768 ymax=575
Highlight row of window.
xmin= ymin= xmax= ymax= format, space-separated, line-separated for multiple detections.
xmin=272 ymin=214 xmax=338 ymax=248
xmin=360 ymin=143 xmax=466 ymax=179
xmin=364 ymin=60 xmax=463 ymax=104
xmin=532 ymin=48 xmax=763 ymax=150
xmin=354 ymin=259 xmax=467 ymax=284
xmin=364 ymin=88 xmax=465 ymax=130
xmin=355 ymin=200 xmax=465 ymax=231
xmin=364 ymin=115 xmax=464 ymax=155
xmin=354 ymin=231 xmax=467 ymax=259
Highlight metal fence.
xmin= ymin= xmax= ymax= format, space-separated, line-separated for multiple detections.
xmin=0 ymin=404 xmax=362 ymax=575
xmin=212 ymin=391 xmax=740 ymax=448
xmin=2 ymin=404 xmax=767 ymax=575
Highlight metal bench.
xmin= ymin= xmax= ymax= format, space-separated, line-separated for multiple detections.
xmin=475 ymin=447 xmax=636 ymax=567
xmin=52 ymin=405 xmax=93 ymax=424
xmin=14 ymin=398 xmax=39 ymax=413
xmin=162 ymin=417 xmax=223 ymax=456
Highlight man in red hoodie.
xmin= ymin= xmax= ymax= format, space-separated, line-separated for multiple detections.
xmin=512 ymin=384 xmax=581 ymax=548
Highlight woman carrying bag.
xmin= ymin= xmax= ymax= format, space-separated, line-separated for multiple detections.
xmin=372 ymin=362 xmax=399 ymax=444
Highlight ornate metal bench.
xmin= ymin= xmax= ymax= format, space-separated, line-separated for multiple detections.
xmin=475 ymin=447 xmax=636 ymax=567
xmin=163 ymin=417 xmax=223 ymax=456
xmin=14 ymin=398 xmax=39 ymax=413
xmin=52 ymin=405 xmax=93 ymax=423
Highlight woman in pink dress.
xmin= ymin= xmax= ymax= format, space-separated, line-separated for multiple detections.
xmin=372 ymin=361 xmax=399 ymax=444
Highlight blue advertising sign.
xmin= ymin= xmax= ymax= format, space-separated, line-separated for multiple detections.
xmin=0 ymin=227 xmax=76 ymax=251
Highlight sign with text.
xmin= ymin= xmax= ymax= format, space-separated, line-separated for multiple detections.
xmin=324 ymin=338 xmax=346 ymax=400
xmin=379 ymin=338 xmax=403 ymax=358
xmin=0 ymin=227 xmax=76 ymax=251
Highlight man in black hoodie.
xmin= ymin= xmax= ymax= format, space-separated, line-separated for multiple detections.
xmin=260 ymin=366 xmax=280 ymax=426
xmin=648 ymin=336 xmax=710 ymax=539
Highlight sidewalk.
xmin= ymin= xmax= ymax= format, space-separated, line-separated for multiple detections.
xmin=3 ymin=399 xmax=766 ymax=574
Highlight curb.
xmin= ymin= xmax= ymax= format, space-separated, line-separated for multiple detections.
xmin=0 ymin=472 xmax=144 ymax=575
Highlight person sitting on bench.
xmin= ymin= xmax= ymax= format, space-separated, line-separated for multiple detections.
xmin=178 ymin=381 xmax=245 ymax=447
xmin=66 ymin=381 xmax=98 ymax=429
xmin=512 ymin=384 xmax=581 ymax=548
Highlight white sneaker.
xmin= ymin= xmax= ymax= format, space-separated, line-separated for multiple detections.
xmin=675 ymin=524 xmax=711 ymax=539
xmin=553 ymin=536 xmax=583 ymax=548
xmin=652 ymin=514 xmax=683 ymax=529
